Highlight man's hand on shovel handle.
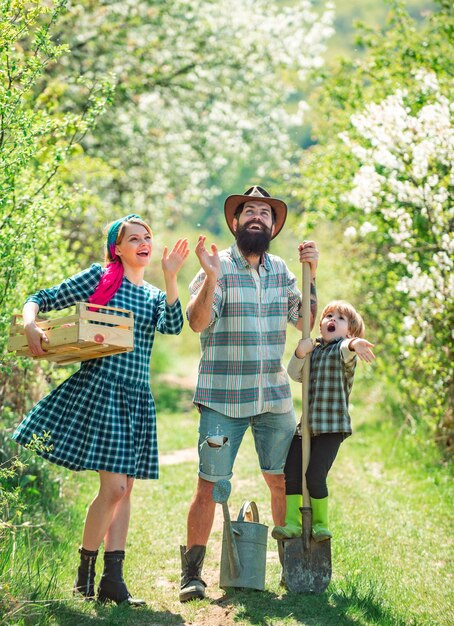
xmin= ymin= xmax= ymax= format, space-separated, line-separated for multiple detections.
xmin=298 ymin=241 xmax=319 ymax=279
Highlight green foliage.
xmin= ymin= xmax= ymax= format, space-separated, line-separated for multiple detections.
xmin=38 ymin=0 xmax=334 ymax=237
xmin=0 ymin=8 xmax=113 ymax=613
xmin=0 ymin=0 xmax=114 ymax=329
xmin=324 ymin=0 xmax=437 ymax=59
xmin=0 ymin=0 xmax=114 ymax=431
xmin=292 ymin=1 xmax=453 ymax=452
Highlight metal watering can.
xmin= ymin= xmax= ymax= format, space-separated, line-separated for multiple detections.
xmin=212 ymin=479 xmax=268 ymax=591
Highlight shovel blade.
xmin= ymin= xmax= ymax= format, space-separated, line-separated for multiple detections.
xmin=283 ymin=536 xmax=332 ymax=594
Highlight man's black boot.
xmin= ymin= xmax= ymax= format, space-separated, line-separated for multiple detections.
xmin=179 ymin=545 xmax=207 ymax=602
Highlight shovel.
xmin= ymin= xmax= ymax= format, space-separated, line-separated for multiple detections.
xmin=283 ymin=262 xmax=332 ymax=593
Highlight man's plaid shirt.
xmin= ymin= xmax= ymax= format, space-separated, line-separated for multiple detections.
xmin=287 ymin=338 xmax=357 ymax=436
xmin=189 ymin=243 xmax=301 ymax=418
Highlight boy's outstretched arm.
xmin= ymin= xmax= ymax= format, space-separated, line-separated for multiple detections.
xmin=346 ymin=337 xmax=376 ymax=363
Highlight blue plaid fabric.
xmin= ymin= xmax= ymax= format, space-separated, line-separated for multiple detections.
xmin=12 ymin=264 xmax=183 ymax=479
xmin=190 ymin=243 xmax=301 ymax=418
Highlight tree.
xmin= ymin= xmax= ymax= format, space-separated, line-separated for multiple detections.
xmin=0 ymin=0 xmax=113 ymax=409
xmin=291 ymin=1 xmax=453 ymax=451
xmin=45 ymin=0 xmax=335 ymax=237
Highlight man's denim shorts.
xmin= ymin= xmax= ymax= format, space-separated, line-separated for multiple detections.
xmin=197 ymin=405 xmax=296 ymax=482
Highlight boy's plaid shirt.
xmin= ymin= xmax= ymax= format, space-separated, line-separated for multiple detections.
xmin=189 ymin=243 xmax=301 ymax=418
xmin=308 ymin=338 xmax=356 ymax=435
xmin=288 ymin=338 xmax=356 ymax=436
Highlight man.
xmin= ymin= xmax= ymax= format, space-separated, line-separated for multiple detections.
xmin=179 ymin=186 xmax=318 ymax=601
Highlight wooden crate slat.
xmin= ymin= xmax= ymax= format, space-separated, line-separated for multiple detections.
xmin=8 ymin=326 xmax=80 ymax=351
xmin=78 ymin=324 xmax=134 ymax=347
xmin=36 ymin=313 xmax=81 ymax=329
xmin=77 ymin=302 xmax=132 ymax=314
xmin=8 ymin=302 xmax=134 ymax=365
xmin=78 ymin=310 xmax=134 ymax=328
xmin=9 ymin=314 xmax=81 ymax=334
xmin=53 ymin=347 xmax=130 ymax=365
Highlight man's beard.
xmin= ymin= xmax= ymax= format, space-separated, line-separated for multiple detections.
xmin=235 ymin=221 xmax=272 ymax=257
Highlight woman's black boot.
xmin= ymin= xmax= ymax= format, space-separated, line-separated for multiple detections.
xmin=73 ymin=547 xmax=98 ymax=600
xmin=97 ymin=550 xmax=146 ymax=606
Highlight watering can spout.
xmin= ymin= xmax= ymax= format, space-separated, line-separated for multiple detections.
xmin=224 ymin=521 xmax=242 ymax=578
xmin=212 ymin=479 xmax=242 ymax=578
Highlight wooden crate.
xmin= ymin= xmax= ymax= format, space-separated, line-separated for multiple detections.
xmin=8 ymin=302 xmax=134 ymax=365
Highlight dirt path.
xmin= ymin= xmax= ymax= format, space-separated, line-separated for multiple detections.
xmin=160 ymin=447 xmax=199 ymax=466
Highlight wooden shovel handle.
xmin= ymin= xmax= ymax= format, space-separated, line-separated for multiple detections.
xmin=301 ymin=262 xmax=311 ymax=507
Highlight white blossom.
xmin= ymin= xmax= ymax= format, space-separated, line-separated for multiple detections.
xmin=342 ymin=80 xmax=453 ymax=367
xmin=403 ymin=315 xmax=414 ymax=331
xmin=347 ymin=166 xmax=385 ymax=212
xmin=65 ymin=0 xmax=335 ymax=220
xmin=359 ymin=221 xmax=377 ymax=236
xmin=402 ymin=334 xmax=416 ymax=346
xmin=413 ymin=69 xmax=439 ymax=94
xmin=344 ymin=226 xmax=357 ymax=239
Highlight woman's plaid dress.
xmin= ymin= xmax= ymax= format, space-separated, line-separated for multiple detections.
xmin=12 ymin=264 xmax=183 ymax=479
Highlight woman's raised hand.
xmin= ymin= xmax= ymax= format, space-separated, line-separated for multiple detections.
xmin=161 ymin=238 xmax=190 ymax=277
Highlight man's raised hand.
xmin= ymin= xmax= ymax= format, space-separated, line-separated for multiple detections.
xmin=195 ymin=235 xmax=220 ymax=280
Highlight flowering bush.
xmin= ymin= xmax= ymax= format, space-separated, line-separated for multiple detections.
xmin=293 ymin=2 xmax=453 ymax=451
xmin=341 ymin=73 xmax=453 ymax=444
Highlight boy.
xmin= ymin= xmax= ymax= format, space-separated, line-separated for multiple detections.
xmin=272 ymin=300 xmax=375 ymax=542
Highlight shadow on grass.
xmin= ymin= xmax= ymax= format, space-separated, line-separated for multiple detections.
xmin=1 ymin=600 xmax=186 ymax=626
xmin=214 ymin=583 xmax=409 ymax=626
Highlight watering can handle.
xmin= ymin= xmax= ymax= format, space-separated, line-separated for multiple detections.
xmin=237 ymin=501 xmax=259 ymax=523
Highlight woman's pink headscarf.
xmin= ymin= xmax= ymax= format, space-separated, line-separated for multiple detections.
xmin=88 ymin=214 xmax=143 ymax=306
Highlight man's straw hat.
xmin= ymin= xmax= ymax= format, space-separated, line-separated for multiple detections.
xmin=224 ymin=185 xmax=287 ymax=239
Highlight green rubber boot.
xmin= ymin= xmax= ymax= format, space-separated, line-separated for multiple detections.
xmin=271 ymin=494 xmax=302 ymax=540
xmin=310 ymin=496 xmax=332 ymax=542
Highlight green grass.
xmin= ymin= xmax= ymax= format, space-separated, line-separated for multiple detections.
xmin=2 ymin=376 xmax=452 ymax=626
xmin=2 ymin=221 xmax=452 ymax=625
xmin=0 ymin=430 xmax=88 ymax=624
